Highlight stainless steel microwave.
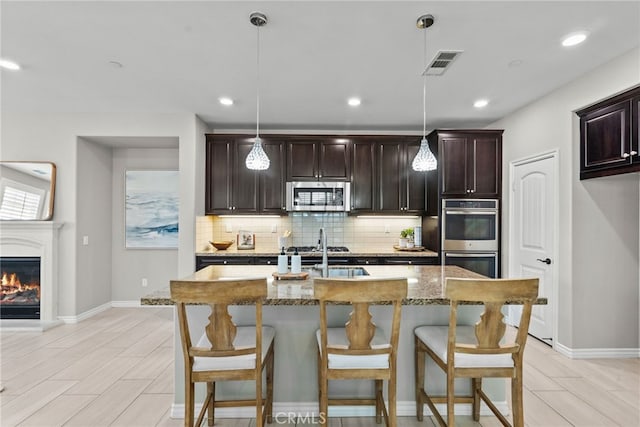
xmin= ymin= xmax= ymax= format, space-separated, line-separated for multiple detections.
xmin=286 ymin=181 xmax=351 ymax=212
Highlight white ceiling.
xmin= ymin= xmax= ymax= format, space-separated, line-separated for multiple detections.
xmin=2 ymin=1 xmax=639 ymax=133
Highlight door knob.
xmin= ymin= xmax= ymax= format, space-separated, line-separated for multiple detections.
xmin=536 ymin=258 xmax=552 ymax=265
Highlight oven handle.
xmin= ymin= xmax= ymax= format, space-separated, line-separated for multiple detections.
xmin=444 ymin=210 xmax=497 ymax=215
xmin=445 ymin=253 xmax=497 ymax=258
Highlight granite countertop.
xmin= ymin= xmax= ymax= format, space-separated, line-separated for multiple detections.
xmin=142 ymin=265 xmax=547 ymax=306
xmin=195 ymin=246 xmax=439 ymax=257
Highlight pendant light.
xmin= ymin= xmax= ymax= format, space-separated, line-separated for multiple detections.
xmin=411 ymin=14 xmax=437 ymax=172
xmin=245 ymin=12 xmax=270 ymax=171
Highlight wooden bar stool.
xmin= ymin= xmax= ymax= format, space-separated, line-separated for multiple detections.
xmin=314 ymin=277 xmax=408 ymax=427
xmin=171 ymin=277 xmax=275 ymax=427
xmin=414 ymin=277 xmax=539 ymax=427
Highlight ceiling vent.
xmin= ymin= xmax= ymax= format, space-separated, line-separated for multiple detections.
xmin=423 ymin=50 xmax=463 ymax=76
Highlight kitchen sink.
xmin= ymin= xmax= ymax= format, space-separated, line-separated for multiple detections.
xmin=305 ymin=266 xmax=369 ymax=278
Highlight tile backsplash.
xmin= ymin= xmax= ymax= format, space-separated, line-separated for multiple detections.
xmin=196 ymin=214 xmax=422 ymax=252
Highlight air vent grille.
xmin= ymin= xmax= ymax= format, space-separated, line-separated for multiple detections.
xmin=423 ymin=50 xmax=463 ymax=76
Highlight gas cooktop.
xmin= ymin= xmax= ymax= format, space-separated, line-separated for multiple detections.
xmin=286 ymin=246 xmax=350 ymax=253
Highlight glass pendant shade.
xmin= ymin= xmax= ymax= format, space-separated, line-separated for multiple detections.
xmin=246 ymin=137 xmax=270 ymax=170
xmin=412 ymin=138 xmax=437 ymax=171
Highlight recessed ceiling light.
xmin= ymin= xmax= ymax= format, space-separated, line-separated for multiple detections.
xmin=347 ymin=97 xmax=361 ymax=107
xmin=219 ymin=97 xmax=234 ymax=106
xmin=474 ymin=99 xmax=489 ymax=108
xmin=0 ymin=59 xmax=21 ymax=71
xmin=562 ymin=32 xmax=588 ymax=47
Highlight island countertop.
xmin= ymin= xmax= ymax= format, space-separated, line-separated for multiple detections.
xmin=142 ymin=265 xmax=547 ymax=306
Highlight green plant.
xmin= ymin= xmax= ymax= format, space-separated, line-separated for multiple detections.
xmin=400 ymin=228 xmax=414 ymax=239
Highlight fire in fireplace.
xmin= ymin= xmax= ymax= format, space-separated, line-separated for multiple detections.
xmin=0 ymin=257 xmax=41 ymax=319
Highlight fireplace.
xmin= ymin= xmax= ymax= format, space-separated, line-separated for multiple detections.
xmin=0 ymin=257 xmax=41 ymax=319
xmin=0 ymin=221 xmax=62 ymax=329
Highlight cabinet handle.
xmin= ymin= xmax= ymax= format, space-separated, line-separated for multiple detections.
xmin=631 ymin=151 xmax=638 ymax=156
xmin=623 ymin=153 xmax=630 ymax=158
xmin=267 ymin=261 xmax=272 ymax=265
xmin=223 ymin=260 xmax=228 ymax=265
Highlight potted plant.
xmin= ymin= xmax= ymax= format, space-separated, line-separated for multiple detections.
xmin=399 ymin=228 xmax=414 ymax=248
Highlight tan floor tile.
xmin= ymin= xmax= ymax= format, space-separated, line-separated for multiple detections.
xmin=554 ymin=377 xmax=640 ymax=427
xmin=0 ymin=380 xmax=76 ymax=427
xmin=522 ymin=388 xmax=572 ymax=427
xmin=64 ymin=379 xmax=151 ymax=426
xmin=534 ymin=390 xmax=618 ymax=426
xmin=17 ymin=394 xmax=95 ymax=427
xmin=110 ymin=393 xmax=173 ymax=427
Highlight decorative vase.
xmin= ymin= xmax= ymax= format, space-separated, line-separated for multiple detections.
xmin=398 ymin=238 xmax=408 ymax=248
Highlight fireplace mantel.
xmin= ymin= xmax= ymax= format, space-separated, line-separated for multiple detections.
xmin=0 ymin=221 xmax=63 ymax=330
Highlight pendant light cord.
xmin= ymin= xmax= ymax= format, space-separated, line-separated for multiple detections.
xmin=256 ymin=23 xmax=261 ymax=139
xmin=422 ymin=25 xmax=427 ymax=140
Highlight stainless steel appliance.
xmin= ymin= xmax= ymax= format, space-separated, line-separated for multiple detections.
xmin=286 ymin=181 xmax=351 ymax=212
xmin=442 ymin=199 xmax=498 ymax=251
xmin=442 ymin=199 xmax=499 ymax=278
xmin=443 ymin=252 xmax=498 ymax=278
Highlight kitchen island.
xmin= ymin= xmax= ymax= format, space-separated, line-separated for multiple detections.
xmin=143 ymin=265 xmax=545 ymax=419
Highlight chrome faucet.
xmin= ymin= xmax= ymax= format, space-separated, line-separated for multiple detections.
xmin=314 ymin=227 xmax=329 ymax=277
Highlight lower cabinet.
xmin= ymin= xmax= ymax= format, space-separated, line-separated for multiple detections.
xmin=196 ymin=256 xmax=253 ymax=270
xmin=197 ymin=255 xmax=438 ymax=270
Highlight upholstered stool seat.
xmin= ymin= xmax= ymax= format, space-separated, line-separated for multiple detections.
xmin=316 ymin=327 xmax=390 ymax=370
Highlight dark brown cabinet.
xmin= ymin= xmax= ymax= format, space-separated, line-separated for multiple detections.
xmin=351 ymin=136 xmax=427 ymax=213
xmin=286 ymin=138 xmax=351 ymax=181
xmin=206 ymin=135 xmax=286 ymax=215
xmin=427 ymin=130 xmax=502 ymax=199
xmin=577 ymin=86 xmax=640 ymax=180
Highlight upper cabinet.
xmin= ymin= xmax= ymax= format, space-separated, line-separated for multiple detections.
xmin=577 ymin=86 xmax=640 ymax=180
xmin=206 ymin=134 xmax=286 ymax=215
xmin=351 ymin=136 xmax=427 ymax=214
xmin=427 ymin=130 xmax=502 ymax=199
xmin=286 ymin=138 xmax=351 ymax=181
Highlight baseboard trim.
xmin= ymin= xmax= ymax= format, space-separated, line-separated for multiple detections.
xmin=170 ymin=400 xmax=509 ymax=419
xmin=555 ymin=342 xmax=640 ymax=359
xmin=58 ymin=301 xmax=112 ymax=324
xmin=111 ymin=300 xmax=142 ymax=308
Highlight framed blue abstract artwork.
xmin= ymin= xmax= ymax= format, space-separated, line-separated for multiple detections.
xmin=125 ymin=170 xmax=179 ymax=249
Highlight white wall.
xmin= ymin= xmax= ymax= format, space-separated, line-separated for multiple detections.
xmin=492 ymin=48 xmax=640 ymax=350
xmin=76 ymin=138 xmax=113 ymax=313
xmin=1 ymin=112 xmax=199 ymax=317
xmin=111 ymin=147 xmax=179 ymax=302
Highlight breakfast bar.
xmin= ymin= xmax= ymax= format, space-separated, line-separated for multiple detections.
xmin=142 ymin=265 xmax=546 ymax=418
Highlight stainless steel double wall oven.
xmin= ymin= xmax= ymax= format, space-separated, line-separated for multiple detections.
xmin=442 ymin=199 xmax=499 ymax=278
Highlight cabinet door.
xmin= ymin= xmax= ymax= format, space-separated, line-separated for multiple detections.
xmin=233 ymin=141 xmax=259 ymax=213
xmin=405 ymin=140 xmax=427 ymax=212
xmin=472 ymin=136 xmax=501 ymax=198
xmin=351 ymin=141 xmax=376 ymax=211
xmin=580 ymin=99 xmax=632 ymax=175
xmin=287 ymin=140 xmax=318 ymax=180
xmin=260 ymin=139 xmax=286 ymax=213
xmin=440 ymin=136 xmax=469 ymax=197
xmin=319 ymin=141 xmax=351 ymax=180
xmin=377 ymin=141 xmax=404 ymax=212
xmin=206 ymin=138 xmax=233 ymax=213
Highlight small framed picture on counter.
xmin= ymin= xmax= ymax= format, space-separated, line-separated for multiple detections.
xmin=237 ymin=230 xmax=255 ymax=249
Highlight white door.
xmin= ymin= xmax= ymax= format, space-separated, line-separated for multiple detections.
xmin=509 ymin=151 xmax=557 ymax=344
